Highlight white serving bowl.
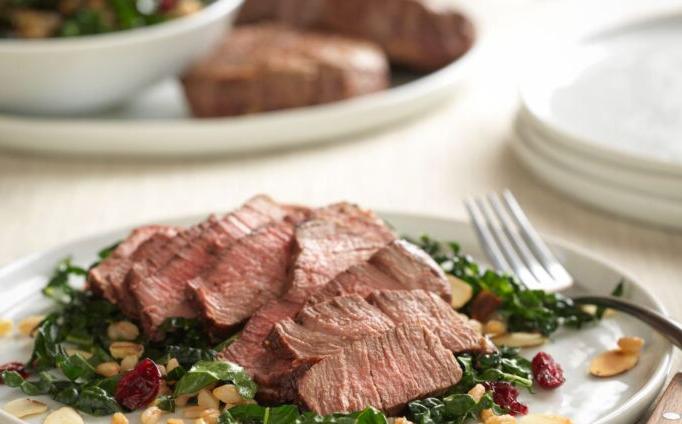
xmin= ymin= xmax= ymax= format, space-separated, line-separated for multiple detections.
xmin=0 ymin=0 xmax=243 ymax=115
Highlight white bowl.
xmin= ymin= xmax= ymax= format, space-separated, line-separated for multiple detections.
xmin=0 ymin=0 xmax=243 ymax=115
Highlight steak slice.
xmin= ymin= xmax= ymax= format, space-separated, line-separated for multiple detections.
xmin=297 ymin=323 xmax=463 ymax=415
xmin=220 ymin=202 xmax=395 ymax=401
xmin=129 ymin=195 xmax=303 ymax=339
xmin=181 ymin=24 xmax=389 ymax=118
xmin=187 ymin=220 xmax=297 ymax=339
xmin=236 ymin=0 xmax=474 ymax=71
xmin=87 ymin=225 xmax=180 ymax=306
xmin=270 ymin=290 xmax=491 ymax=363
xmin=309 ymin=239 xmax=451 ymax=304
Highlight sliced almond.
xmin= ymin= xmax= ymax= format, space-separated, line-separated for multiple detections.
xmin=109 ymin=341 xmax=144 ymax=359
xmin=44 ymin=407 xmax=84 ymax=424
xmin=617 ymin=336 xmax=645 ymax=354
xmin=0 ymin=318 xmax=13 ymax=337
xmin=492 ymin=332 xmax=547 ymax=348
xmin=589 ymin=349 xmax=639 ymax=377
xmin=447 ymin=275 xmax=473 ymax=309
xmin=18 ymin=315 xmax=44 ymax=336
xmin=112 ymin=412 xmax=129 ymax=424
xmin=519 ymin=413 xmax=573 ymax=423
xmin=2 ymin=398 xmax=48 ymax=418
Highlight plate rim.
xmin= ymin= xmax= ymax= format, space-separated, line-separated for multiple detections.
xmin=0 ymin=43 xmax=478 ymax=157
xmin=518 ymin=10 xmax=682 ymax=176
xmin=0 ymin=210 xmax=674 ymax=424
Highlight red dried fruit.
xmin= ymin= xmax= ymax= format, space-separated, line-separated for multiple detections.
xmin=470 ymin=290 xmax=502 ymax=323
xmin=0 ymin=362 xmax=29 ymax=384
xmin=532 ymin=351 xmax=565 ymax=389
xmin=483 ymin=381 xmax=528 ymax=416
xmin=158 ymin=0 xmax=176 ymax=12
xmin=115 ymin=358 xmax=161 ymax=410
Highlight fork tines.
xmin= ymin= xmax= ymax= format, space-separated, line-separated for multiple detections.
xmin=464 ymin=190 xmax=573 ymax=292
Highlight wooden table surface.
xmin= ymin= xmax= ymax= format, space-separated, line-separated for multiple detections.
xmin=0 ymin=0 xmax=680 ymax=420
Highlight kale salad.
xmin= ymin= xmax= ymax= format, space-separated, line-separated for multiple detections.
xmin=0 ymin=236 xmax=617 ymax=424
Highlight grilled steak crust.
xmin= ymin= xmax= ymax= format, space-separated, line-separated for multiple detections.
xmin=128 ymin=195 xmax=303 ymax=340
xmin=309 ymin=239 xmax=451 ymax=304
xmin=220 ymin=203 xmax=395 ymax=401
xmin=187 ymin=220 xmax=298 ymax=338
xmin=181 ymin=24 xmax=389 ymax=118
xmin=270 ymin=289 xmax=491 ymax=364
xmin=236 ymin=0 xmax=474 ymax=71
xmin=297 ymin=323 xmax=463 ymax=415
xmin=87 ymin=225 xmax=180 ymax=308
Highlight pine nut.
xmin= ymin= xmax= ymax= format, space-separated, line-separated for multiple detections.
xmin=485 ymin=415 xmax=516 ymax=424
xmin=96 ymin=362 xmax=120 ymax=377
xmin=175 ymin=395 xmax=191 ymax=407
xmin=197 ymin=389 xmax=220 ymax=410
xmin=212 ymin=384 xmax=244 ymax=404
xmin=120 ymin=355 xmax=139 ymax=372
xmin=467 ymin=383 xmax=486 ymax=402
xmin=167 ymin=358 xmax=180 ymax=373
xmin=167 ymin=419 xmax=184 ymax=424
xmin=112 ymin=412 xmax=129 ymax=424
xmin=141 ymin=406 xmax=164 ymax=424
xmin=484 ymin=319 xmax=507 ymax=336
xmin=109 ymin=342 xmax=144 ymax=359
xmin=107 ymin=321 xmax=140 ymax=341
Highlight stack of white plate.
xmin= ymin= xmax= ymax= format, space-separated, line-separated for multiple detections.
xmin=513 ymin=12 xmax=682 ymax=230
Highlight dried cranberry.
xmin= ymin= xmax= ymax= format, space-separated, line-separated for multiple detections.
xmin=0 ymin=362 xmax=29 ymax=384
xmin=532 ymin=352 xmax=565 ymax=389
xmin=483 ymin=381 xmax=528 ymax=416
xmin=158 ymin=0 xmax=176 ymax=12
xmin=115 ymin=358 xmax=161 ymax=410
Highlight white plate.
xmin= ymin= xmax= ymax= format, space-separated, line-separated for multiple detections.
xmin=519 ymin=12 xmax=682 ymax=176
xmin=0 ymin=44 xmax=476 ymax=157
xmin=0 ymin=212 xmax=672 ymax=423
xmin=512 ymin=123 xmax=682 ymax=229
xmin=516 ymin=108 xmax=682 ymax=200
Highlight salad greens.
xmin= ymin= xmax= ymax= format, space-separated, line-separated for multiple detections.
xmin=414 ymin=236 xmax=597 ymax=336
xmin=174 ymin=360 xmax=256 ymax=398
xmin=219 ymin=405 xmax=389 ymax=424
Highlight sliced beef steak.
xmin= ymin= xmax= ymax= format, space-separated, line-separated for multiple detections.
xmin=220 ymin=203 xmax=395 ymax=401
xmin=187 ymin=220 xmax=297 ymax=338
xmin=270 ymin=289 xmax=491 ymax=364
xmin=181 ymin=24 xmax=389 ymax=118
xmin=309 ymin=239 xmax=451 ymax=304
xmin=297 ymin=323 xmax=463 ymax=415
xmin=87 ymin=225 xmax=180 ymax=307
xmin=236 ymin=0 xmax=474 ymax=71
xmin=129 ymin=195 xmax=302 ymax=339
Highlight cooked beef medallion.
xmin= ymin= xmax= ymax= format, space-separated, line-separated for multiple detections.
xmin=297 ymin=323 xmax=463 ymax=415
xmin=187 ymin=220 xmax=298 ymax=338
xmin=88 ymin=225 xmax=179 ymax=307
xmin=220 ymin=203 xmax=395 ymax=401
xmin=128 ymin=195 xmax=302 ymax=339
xmin=181 ymin=24 xmax=389 ymax=118
xmin=270 ymin=289 xmax=491 ymax=364
xmin=308 ymin=239 xmax=451 ymax=304
xmin=236 ymin=0 xmax=474 ymax=71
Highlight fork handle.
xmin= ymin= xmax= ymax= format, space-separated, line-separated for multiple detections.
xmin=572 ymin=296 xmax=682 ymax=349
xmin=644 ymin=373 xmax=682 ymax=424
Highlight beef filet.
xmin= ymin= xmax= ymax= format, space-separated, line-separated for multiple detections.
xmin=128 ymin=195 xmax=302 ymax=339
xmin=308 ymin=239 xmax=451 ymax=304
xmin=181 ymin=24 xmax=389 ymax=117
xmin=87 ymin=225 xmax=180 ymax=307
xmin=297 ymin=323 xmax=463 ymax=415
xmin=236 ymin=0 xmax=474 ymax=71
xmin=187 ymin=220 xmax=298 ymax=338
xmin=270 ymin=290 xmax=491 ymax=363
xmin=220 ymin=203 xmax=395 ymax=401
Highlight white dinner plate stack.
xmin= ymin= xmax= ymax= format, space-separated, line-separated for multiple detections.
xmin=513 ymin=13 xmax=682 ymax=230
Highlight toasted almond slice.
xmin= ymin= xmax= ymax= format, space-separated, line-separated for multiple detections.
xmin=519 ymin=414 xmax=573 ymax=423
xmin=617 ymin=336 xmax=645 ymax=354
xmin=447 ymin=275 xmax=473 ymax=309
xmin=3 ymin=398 xmax=48 ymax=418
xmin=0 ymin=318 xmax=13 ymax=337
xmin=44 ymin=407 xmax=84 ymax=424
xmin=492 ymin=332 xmax=547 ymax=348
xmin=18 ymin=315 xmax=44 ymax=336
xmin=589 ymin=349 xmax=639 ymax=377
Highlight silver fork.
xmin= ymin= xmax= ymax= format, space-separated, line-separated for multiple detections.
xmin=464 ymin=190 xmax=682 ymax=349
